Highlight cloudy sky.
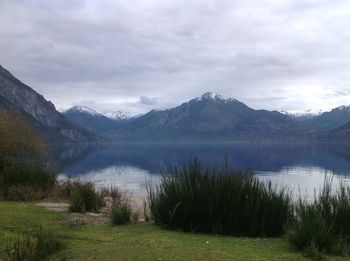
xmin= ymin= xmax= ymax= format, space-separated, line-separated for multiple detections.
xmin=0 ymin=0 xmax=349 ymax=115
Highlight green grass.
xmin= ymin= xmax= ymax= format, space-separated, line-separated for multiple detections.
xmin=0 ymin=202 xmax=346 ymax=260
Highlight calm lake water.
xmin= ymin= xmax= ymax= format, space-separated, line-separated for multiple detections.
xmin=56 ymin=142 xmax=350 ymax=198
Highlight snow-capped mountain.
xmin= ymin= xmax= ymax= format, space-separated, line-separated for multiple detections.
xmin=103 ymin=111 xmax=130 ymax=121
xmin=63 ymin=106 xmax=118 ymax=135
xmin=62 ymin=93 xmax=350 ymax=140
xmin=281 ymin=106 xmax=350 ymax=131
xmin=194 ymin=92 xmax=239 ymax=104
xmin=105 ymin=92 xmax=315 ymax=141
xmin=66 ymin=105 xmax=100 ymax=116
xmin=281 ymin=109 xmax=324 ymax=119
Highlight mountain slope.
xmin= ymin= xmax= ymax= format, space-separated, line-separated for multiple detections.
xmin=63 ymin=106 xmax=119 ymax=135
xmin=329 ymin=121 xmax=350 ymax=139
xmin=106 ymin=92 xmax=315 ymax=141
xmin=0 ymin=65 xmax=97 ymax=143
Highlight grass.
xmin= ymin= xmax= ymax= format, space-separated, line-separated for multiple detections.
xmin=6 ymin=226 xmax=63 ymax=261
xmin=0 ymin=201 xmax=328 ymax=261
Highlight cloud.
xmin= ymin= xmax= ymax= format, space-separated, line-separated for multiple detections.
xmin=0 ymin=0 xmax=349 ymax=115
xmin=139 ymin=96 xmax=158 ymax=106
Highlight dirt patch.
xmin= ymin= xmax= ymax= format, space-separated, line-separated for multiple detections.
xmin=65 ymin=212 xmax=109 ymax=225
xmin=36 ymin=201 xmax=69 ymax=212
xmin=36 ymin=196 xmax=148 ymax=224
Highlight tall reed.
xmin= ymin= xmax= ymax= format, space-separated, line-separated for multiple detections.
xmin=288 ymin=177 xmax=350 ymax=257
xmin=148 ymin=159 xmax=292 ymax=237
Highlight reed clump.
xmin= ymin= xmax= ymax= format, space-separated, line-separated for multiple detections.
xmin=68 ymin=181 xmax=105 ymax=213
xmin=148 ymin=159 xmax=292 ymax=237
xmin=288 ymin=178 xmax=350 ymax=258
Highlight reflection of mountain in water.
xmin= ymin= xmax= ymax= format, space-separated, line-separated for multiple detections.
xmin=42 ymin=143 xmax=104 ymax=173
xmin=58 ymin=142 xmax=350 ymax=177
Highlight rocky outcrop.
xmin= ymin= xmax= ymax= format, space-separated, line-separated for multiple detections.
xmin=0 ymin=65 xmax=97 ymax=143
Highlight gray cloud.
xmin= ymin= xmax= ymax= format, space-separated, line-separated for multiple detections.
xmin=139 ymin=96 xmax=158 ymax=106
xmin=0 ymin=0 xmax=349 ymax=115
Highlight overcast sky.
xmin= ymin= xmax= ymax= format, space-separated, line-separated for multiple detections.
xmin=0 ymin=0 xmax=349 ymax=115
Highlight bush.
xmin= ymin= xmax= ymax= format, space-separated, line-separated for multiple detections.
xmin=110 ymin=200 xmax=132 ymax=225
xmin=288 ymin=179 xmax=350 ymax=257
xmin=68 ymin=182 xmax=104 ymax=213
xmin=147 ymin=159 xmax=292 ymax=237
xmin=0 ymin=165 xmax=56 ymax=201
xmin=109 ymin=189 xmax=133 ymax=225
xmin=6 ymin=226 xmax=63 ymax=261
xmin=101 ymin=185 xmax=122 ymax=201
xmin=49 ymin=178 xmax=76 ymax=200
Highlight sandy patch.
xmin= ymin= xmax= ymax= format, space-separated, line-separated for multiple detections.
xmin=36 ymin=196 xmax=148 ymax=224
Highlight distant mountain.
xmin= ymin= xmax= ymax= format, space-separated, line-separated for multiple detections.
xmin=63 ymin=106 xmax=118 ymax=135
xmin=296 ymin=106 xmax=350 ymax=132
xmin=103 ymin=111 xmax=130 ymax=121
xmin=329 ymin=121 xmax=350 ymax=139
xmin=282 ymin=109 xmax=323 ymax=120
xmin=0 ymin=65 xmax=97 ymax=143
xmin=106 ymin=92 xmax=315 ymax=141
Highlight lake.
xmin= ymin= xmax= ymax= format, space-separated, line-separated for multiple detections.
xmin=55 ymin=142 xmax=350 ymax=198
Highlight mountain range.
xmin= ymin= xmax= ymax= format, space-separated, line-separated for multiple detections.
xmin=63 ymin=92 xmax=350 ymax=142
xmin=1 ymin=64 xmax=349 ymax=143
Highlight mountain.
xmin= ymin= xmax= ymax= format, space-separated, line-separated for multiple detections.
xmin=295 ymin=106 xmax=350 ymax=132
xmin=63 ymin=106 xmax=118 ymax=135
xmin=0 ymin=65 xmax=97 ymax=143
xmin=105 ymin=92 xmax=315 ymax=141
xmin=329 ymin=121 xmax=350 ymax=139
xmin=103 ymin=111 xmax=130 ymax=121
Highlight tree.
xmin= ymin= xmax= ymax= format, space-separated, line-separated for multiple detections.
xmin=0 ymin=111 xmax=47 ymax=159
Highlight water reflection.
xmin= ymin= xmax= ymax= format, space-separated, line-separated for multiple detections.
xmin=55 ymin=142 xmax=350 ymax=196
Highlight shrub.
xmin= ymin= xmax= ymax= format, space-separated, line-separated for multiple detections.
xmin=49 ymin=178 xmax=76 ymax=200
xmin=0 ymin=111 xmax=47 ymax=158
xmin=101 ymin=185 xmax=122 ymax=201
xmin=288 ymin=179 xmax=350 ymax=257
xmin=6 ymin=226 xmax=63 ymax=261
xmin=109 ymin=189 xmax=133 ymax=225
xmin=147 ymin=159 xmax=292 ymax=237
xmin=0 ymin=165 xmax=56 ymax=201
xmin=110 ymin=200 xmax=132 ymax=225
xmin=68 ymin=182 xmax=104 ymax=213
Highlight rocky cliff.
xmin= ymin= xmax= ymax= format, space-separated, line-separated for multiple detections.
xmin=0 ymin=65 xmax=97 ymax=144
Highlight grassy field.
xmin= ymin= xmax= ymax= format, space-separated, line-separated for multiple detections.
xmin=0 ymin=202 xmax=346 ymax=261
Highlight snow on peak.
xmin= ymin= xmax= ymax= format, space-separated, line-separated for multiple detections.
xmin=68 ymin=105 xmax=100 ymax=116
xmin=195 ymin=92 xmax=239 ymax=103
xmin=334 ymin=105 xmax=350 ymax=112
xmin=103 ymin=111 xmax=130 ymax=120
xmin=281 ymin=109 xmax=324 ymax=118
